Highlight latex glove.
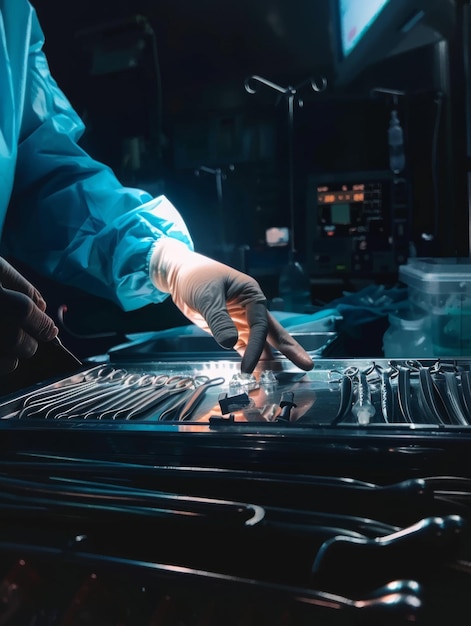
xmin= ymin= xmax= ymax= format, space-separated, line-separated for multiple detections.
xmin=149 ymin=238 xmax=314 ymax=373
xmin=0 ymin=258 xmax=58 ymax=374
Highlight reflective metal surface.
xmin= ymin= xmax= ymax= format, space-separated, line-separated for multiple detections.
xmin=2 ymin=356 xmax=471 ymax=430
xmin=1 ymin=357 xmax=471 ymax=623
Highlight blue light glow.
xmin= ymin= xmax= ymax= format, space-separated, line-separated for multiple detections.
xmin=339 ymin=0 xmax=390 ymax=57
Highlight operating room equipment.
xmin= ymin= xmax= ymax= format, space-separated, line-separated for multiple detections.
xmin=244 ymin=74 xmax=326 ymax=257
xmin=194 ymin=165 xmax=234 ymax=248
xmin=2 ymin=344 xmax=471 ymax=625
xmin=15 ymin=369 xmax=225 ymax=421
xmin=277 ymin=391 xmax=297 ymax=421
xmin=4 ymin=354 xmax=471 ymax=618
xmin=351 ymin=369 xmax=376 ymax=425
xmin=380 ymin=367 xmax=395 ymax=423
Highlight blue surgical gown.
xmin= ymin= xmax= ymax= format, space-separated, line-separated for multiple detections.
xmin=0 ymin=0 xmax=194 ymax=311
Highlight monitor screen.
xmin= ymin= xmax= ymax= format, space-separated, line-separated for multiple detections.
xmin=339 ymin=0 xmax=390 ymax=58
xmin=305 ymin=171 xmax=401 ymax=276
xmin=330 ymin=0 xmax=450 ymax=87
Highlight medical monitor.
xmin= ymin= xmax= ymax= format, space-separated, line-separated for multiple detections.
xmin=330 ymin=0 xmax=453 ymax=88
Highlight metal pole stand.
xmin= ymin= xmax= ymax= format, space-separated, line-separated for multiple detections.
xmin=244 ymin=74 xmax=327 ymax=256
xmin=194 ymin=164 xmax=235 ymax=257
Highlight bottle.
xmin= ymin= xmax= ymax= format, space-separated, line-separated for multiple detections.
xmin=382 ymin=310 xmax=434 ymax=358
xmin=277 ymin=252 xmax=312 ymax=312
xmin=388 ymin=109 xmax=405 ymax=174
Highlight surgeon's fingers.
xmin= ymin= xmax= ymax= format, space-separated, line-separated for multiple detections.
xmin=0 ymin=287 xmax=58 ymax=342
xmin=196 ymin=282 xmax=239 ymax=350
xmin=266 ymin=313 xmax=314 ymax=371
xmin=0 ymin=288 xmax=57 ymax=374
xmin=0 ymin=325 xmax=38 ymax=361
xmin=240 ymin=301 xmax=269 ymax=374
xmin=0 ymin=356 xmax=19 ymax=375
xmin=0 ymin=258 xmax=47 ymax=311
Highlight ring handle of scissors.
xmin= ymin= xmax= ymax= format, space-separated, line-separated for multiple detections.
xmin=164 ymin=376 xmax=195 ymax=390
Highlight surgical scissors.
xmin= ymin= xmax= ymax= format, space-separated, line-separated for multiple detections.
xmin=158 ymin=376 xmax=226 ymax=421
xmin=99 ymin=374 xmax=200 ymax=420
xmin=44 ymin=373 xmax=146 ymax=420
xmin=54 ymin=374 xmax=211 ymax=421
xmin=20 ymin=366 xmax=125 ymax=408
xmin=17 ymin=369 xmax=199 ymax=420
xmin=17 ymin=367 xmax=130 ymax=418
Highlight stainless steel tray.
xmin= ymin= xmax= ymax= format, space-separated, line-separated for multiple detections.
xmin=2 ymin=357 xmax=471 ymax=483
xmin=2 ymin=357 xmax=471 ymax=431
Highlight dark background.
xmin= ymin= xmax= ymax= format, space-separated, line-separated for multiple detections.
xmin=30 ymin=0 xmax=462 ymax=255
xmin=32 ymin=0 xmax=338 ymax=257
xmin=24 ymin=0 xmax=470 ymax=351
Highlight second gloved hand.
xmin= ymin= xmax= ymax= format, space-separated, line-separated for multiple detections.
xmin=149 ymin=238 xmax=314 ymax=373
xmin=0 ymin=258 xmax=58 ymax=375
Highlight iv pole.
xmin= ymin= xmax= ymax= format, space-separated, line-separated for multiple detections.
xmin=244 ymin=74 xmax=327 ymax=256
xmin=194 ymin=164 xmax=234 ymax=250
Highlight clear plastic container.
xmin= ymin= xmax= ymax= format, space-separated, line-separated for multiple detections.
xmin=399 ymin=257 xmax=471 ymax=356
xmin=382 ymin=310 xmax=434 ymax=358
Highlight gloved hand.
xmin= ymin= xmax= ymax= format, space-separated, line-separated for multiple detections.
xmin=0 ymin=258 xmax=58 ymax=375
xmin=149 ymin=238 xmax=314 ymax=373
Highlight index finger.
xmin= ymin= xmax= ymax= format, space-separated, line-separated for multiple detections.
xmin=267 ymin=313 xmax=314 ymax=371
xmin=240 ymin=301 xmax=269 ymax=374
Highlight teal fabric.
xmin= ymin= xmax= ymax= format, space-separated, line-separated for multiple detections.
xmin=0 ymin=0 xmax=193 ymax=311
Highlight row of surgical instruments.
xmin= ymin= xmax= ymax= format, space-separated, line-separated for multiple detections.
xmin=16 ymin=366 xmax=225 ymax=421
xmin=329 ymin=359 xmax=471 ymax=426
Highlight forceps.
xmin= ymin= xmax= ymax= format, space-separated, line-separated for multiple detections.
xmin=41 ymin=372 xmax=146 ymax=420
xmin=158 ymin=376 xmax=226 ymax=421
xmin=17 ymin=367 xmax=130 ymax=419
xmin=76 ymin=373 xmax=158 ymax=420
xmin=62 ymin=374 xmax=210 ymax=420
xmin=20 ymin=366 xmax=123 ymax=407
xmin=97 ymin=374 xmax=200 ymax=420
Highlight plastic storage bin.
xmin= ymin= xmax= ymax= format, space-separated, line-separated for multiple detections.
xmin=382 ymin=310 xmax=434 ymax=358
xmin=399 ymin=257 xmax=471 ymax=356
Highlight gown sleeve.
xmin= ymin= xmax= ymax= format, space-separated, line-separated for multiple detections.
xmin=4 ymin=3 xmax=193 ymax=311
